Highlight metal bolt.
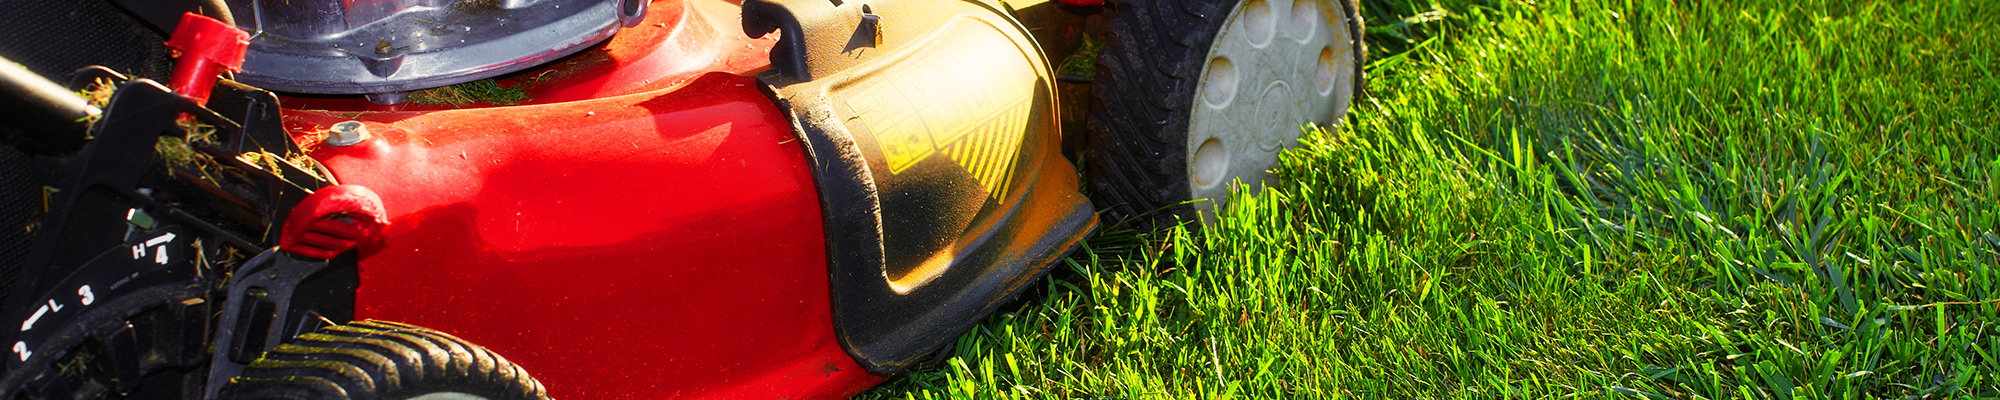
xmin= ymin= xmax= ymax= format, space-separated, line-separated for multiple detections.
xmin=326 ymin=121 xmax=370 ymax=146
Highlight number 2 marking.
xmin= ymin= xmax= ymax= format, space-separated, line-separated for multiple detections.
xmin=11 ymin=341 xmax=27 ymax=362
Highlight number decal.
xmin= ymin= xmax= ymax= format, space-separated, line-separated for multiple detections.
xmin=11 ymin=341 xmax=27 ymax=362
xmin=78 ymin=285 xmax=94 ymax=306
xmin=129 ymin=232 xmax=178 ymax=265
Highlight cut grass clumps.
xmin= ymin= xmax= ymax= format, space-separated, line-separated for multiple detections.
xmin=1055 ymin=36 xmax=1103 ymax=80
xmin=159 ymin=118 xmax=220 ymax=174
xmin=78 ymin=78 xmax=114 ymax=108
xmin=868 ymin=0 xmax=1998 ymax=398
xmin=408 ymin=79 xmax=529 ymax=107
xmin=73 ymin=77 xmax=117 ymax=127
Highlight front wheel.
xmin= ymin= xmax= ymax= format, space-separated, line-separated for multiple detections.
xmin=1085 ymin=0 xmax=1365 ymax=229
xmin=218 ymin=320 xmax=549 ymax=400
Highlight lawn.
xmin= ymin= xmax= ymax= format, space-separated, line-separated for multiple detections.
xmin=866 ymin=0 xmax=1998 ymax=398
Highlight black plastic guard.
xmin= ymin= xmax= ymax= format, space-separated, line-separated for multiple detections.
xmin=744 ymin=0 xmax=1097 ymax=374
xmin=1 ymin=69 xmax=342 ymax=397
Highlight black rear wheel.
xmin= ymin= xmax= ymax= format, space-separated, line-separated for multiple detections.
xmin=1084 ymin=0 xmax=1365 ymax=229
xmin=218 ymin=320 xmax=549 ymax=400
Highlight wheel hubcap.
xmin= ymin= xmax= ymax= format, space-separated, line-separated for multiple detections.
xmin=1188 ymin=0 xmax=1357 ymax=222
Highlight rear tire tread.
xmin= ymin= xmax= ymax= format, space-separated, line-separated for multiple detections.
xmin=220 ymin=320 xmax=550 ymax=400
xmin=1084 ymin=0 xmax=1235 ymax=228
xmin=1084 ymin=0 xmax=1366 ymax=230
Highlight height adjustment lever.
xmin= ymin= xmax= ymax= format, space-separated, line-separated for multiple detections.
xmin=164 ymin=12 xmax=249 ymax=106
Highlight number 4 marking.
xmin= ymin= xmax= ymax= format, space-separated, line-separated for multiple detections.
xmin=129 ymin=232 xmax=177 ymax=264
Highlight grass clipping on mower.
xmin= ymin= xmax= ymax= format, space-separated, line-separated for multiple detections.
xmin=159 ymin=118 xmax=333 ymax=187
xmin=410 ymin=79 xmax=529 ymax=107
xmin=159 ymin=118 xmax=222 ymax=182
xmin=75 ymin=77 xmax=116 ymax=127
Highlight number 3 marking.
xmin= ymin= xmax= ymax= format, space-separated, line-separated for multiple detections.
xmin=78 ymin=285 xmax=94 ymax=306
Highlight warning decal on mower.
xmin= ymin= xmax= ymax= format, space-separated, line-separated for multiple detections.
xmin=836 ymin=21 xmax=1039 ymax=202
xmin=936 ymin=98 xmax=1029 ymax=200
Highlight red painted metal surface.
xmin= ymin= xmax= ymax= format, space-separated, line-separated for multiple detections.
xmin=280 ymin=1 xmax=886 ymax=398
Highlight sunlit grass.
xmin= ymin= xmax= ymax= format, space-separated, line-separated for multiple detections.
xmin=867 ymin=0 xmax=1998 ymax=398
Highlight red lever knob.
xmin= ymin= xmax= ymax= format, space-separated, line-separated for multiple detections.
xmin=164 ymin=12 xmax=250 ymax=105
xmin=280 ymin=185 xmax=390 ymax=260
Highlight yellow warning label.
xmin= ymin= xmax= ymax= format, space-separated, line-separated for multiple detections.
xmin=937 ymin=97 xmax=1029 ymax=199
xmin=837 ymin=20 xmax=1039 ymax=202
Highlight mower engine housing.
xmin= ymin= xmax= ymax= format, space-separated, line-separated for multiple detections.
xmin=224 ymin=0 xmax=649 ymax=98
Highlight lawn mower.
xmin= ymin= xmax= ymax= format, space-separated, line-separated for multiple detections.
xmin=0 ymin=0 xmax=1363 ymax=398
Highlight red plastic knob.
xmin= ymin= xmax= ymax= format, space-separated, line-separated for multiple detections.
xmin=164 ymin=12 xmax=250 ymax=105
xmin=280 ymin=185 xmax=390 ymax=260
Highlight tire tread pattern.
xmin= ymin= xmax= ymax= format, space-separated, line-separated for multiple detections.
xmin=1084 ymin=0 xmax=1238 ymax=229
xmin=1084 ymin=0 xmax=1366 ymax=230
xmin=219 ymin=320 xmax=551 ymax=400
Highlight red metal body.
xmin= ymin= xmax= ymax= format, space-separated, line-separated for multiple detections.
xmin=281 ymin=1 xmax=886 ymax=398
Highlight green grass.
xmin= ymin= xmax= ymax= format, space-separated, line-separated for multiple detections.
xmin=865 ymin=0 xmax=1999 ymax=398
xmin=407 ymin=78 xmax=529 ymax=106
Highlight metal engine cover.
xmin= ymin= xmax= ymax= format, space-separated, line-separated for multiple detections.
xmin=744 ymin=0 xmax=1098 ymax=373
xmin=225 ymin=0 xmax=649 ymax=95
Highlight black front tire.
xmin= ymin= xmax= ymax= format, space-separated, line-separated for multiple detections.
xmin=218 ymin=320 xmax=549 ymax=400
xmin=1084 ymin=0 xmax=1365 ymax=230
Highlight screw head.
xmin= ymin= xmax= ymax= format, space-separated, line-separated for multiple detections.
xmin=326 ymin=121 xmax=371 ymax=146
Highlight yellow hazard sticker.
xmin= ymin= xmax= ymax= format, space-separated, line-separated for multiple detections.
xmin=837 ymin=20 xmax=1040 ymax=202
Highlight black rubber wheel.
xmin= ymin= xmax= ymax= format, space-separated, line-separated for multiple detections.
xmin=1084 ymin=0 xmax=1365 ymax=230
xmin=218 ymin=320 xmax=550 ymax=400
